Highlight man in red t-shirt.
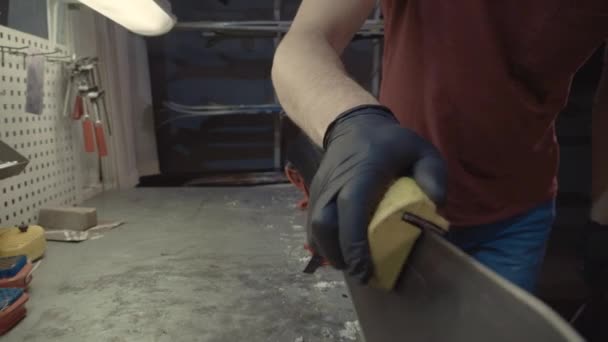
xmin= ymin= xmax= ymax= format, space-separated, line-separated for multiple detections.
xmin=272 ymin=0 xmax=608 ymax=293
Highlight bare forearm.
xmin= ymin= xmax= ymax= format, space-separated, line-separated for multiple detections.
xmin=272 ymin=31 xmax=378 ymax=145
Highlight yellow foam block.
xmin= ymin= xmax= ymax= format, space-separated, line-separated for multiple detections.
xmin=368 ymin=178 xmax=449 ymax=290
xmin=0 ymin=225 xmax=47 ymax=261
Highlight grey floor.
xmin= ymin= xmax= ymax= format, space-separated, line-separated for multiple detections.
xmin=6 ymin=186 xmax=360 ymax=342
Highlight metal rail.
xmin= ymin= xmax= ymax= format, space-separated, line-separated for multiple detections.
xmin=175 ymin=19 xmax=384 ymax=38
xmin=172 ymin=6 xmax=385 ymax=171
xmin=157 ymin=102 xmax=282 ymax=131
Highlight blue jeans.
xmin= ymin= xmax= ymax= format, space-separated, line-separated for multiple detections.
xmin=446 ymin=201 xmax=555 ymax=292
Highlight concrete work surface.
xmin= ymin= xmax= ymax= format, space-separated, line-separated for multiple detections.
xmin=6 ymin=186 xmax=360 ymax=342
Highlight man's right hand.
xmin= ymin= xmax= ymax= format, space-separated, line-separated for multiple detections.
xmin=307 ymin=105 xmax=447 ymax=284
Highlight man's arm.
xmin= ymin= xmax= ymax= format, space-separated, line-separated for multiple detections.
xmin=591 ymin=44 xmax=608 ymax=223
xmin=271 ymin=0 xmax=378 ymax=145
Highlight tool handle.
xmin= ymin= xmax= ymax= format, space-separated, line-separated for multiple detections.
xmin=82 ymin=116 xmax=95 ymax=153
xmin=72 ymin=95 xmax=84 ymax=120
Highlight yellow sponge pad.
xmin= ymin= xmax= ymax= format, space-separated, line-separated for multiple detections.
xmin=368 ymin=178 xmax=449 ymax=290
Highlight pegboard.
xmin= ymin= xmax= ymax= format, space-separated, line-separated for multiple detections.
xmin=0 ymin=26 xmax=82 ymax=227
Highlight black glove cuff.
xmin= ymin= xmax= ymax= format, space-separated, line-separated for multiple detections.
xmin=323 ymin=104 xmax=398 ymax=149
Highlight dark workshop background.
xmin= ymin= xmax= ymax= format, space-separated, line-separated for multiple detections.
xmin=540 ymin=46 xmax=604 ymax=314
xmin=146 ymin=0 xmax=375 ymax=177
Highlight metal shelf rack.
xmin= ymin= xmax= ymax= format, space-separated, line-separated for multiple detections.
xmin=162 ymin=1 xmax=385 ymax=172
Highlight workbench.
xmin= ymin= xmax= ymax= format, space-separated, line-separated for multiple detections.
xmin=6 ymin=186 xmax=360 ymax=342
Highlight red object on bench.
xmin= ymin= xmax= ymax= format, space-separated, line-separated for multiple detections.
xmin=285 ymin=164 xmax=310 ymax=210
xmin=0 ymin=291 xmax=28 ymax=335
xmin=0 ymin=263 xmax=32 ymax=290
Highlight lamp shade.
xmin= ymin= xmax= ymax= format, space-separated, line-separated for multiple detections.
xmin=79 ymin=0 xmax=176 ymax=36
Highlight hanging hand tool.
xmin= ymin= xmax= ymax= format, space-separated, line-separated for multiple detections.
xmin=77 ymin=64 xmax=101 ymax=156
xmin=73 ymin=57 xmax=109 ymax=157
xmin=81 ymin=94 xmax=96 ymax=153
xmin=87 ymin=91 xmax=108 ymax=157
xmin=62 ymin=61 xmax=84 ymax=118
xmin=72 ymin=94 xmax=84 ymax=121
xmin=62 ymin=59 xmax=89 ymax=121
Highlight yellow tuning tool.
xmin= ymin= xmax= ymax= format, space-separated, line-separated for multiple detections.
xmin=368 ymin=178 xmax=449 ymax=290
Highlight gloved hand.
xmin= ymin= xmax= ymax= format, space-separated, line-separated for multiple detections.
xmin=582 ymin=221 xmax=608 ymax=292
xmin=307 ymin=105 xmax=447 ymax=283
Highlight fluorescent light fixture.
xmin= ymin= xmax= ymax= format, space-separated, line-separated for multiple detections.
xmin=78 ymin=0 xmax=177 ymax=36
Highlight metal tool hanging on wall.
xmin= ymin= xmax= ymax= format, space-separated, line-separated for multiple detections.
xmin=61 ymin=57 xmax=112 ymax=158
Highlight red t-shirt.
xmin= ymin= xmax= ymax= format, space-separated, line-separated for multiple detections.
xmin=380 ymin=0 xmax=608 ymax=226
